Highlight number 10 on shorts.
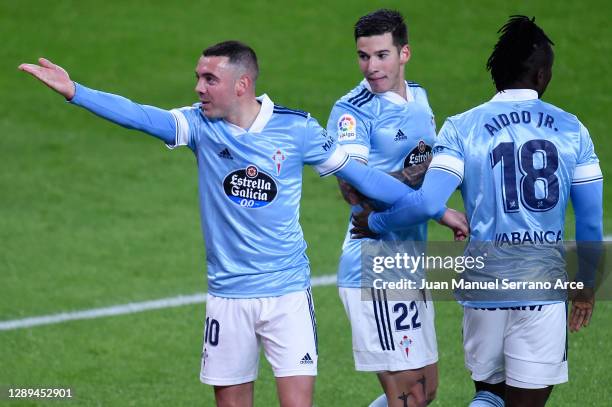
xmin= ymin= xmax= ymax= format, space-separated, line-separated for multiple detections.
xmin=204 ymin=317 xmax=220 ymax=346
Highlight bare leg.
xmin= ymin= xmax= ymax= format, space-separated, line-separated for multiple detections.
xmin=377 ymin=363 xmax=438 ymax=407
xmin=422 ymin=363 xmax=438 ymax=404
xmin=474 ymin=380 xmax=505 ymax=399
xmin=214 ymin=382 xmax=254 ymax=407
xmin=276 ymin=375 xmax=315 ymax=407
xmin=506 ymin=385 xmax=553 ymax=407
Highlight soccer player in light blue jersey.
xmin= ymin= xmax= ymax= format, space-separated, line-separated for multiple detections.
xmin=19 ymin=42 xmax=469 ymax=407
xmin=352 ymin=16 xmax=603 ymax=407
xmin=327 ymin=10 xmax=439 ymax=407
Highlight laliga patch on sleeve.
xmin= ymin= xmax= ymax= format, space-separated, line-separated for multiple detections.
xmin=337 ymin=114 xmax=357 ymax=141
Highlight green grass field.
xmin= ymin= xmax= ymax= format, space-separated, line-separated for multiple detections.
xmin=1 ymin=0 xmax=611 ymax=405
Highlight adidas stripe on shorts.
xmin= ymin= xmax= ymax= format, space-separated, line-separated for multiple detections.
xmin=339 ymin=287 xmax=438 ymax=372
xmin=463 ymin=303 xmax=568 ymax=389
xmin=200 ymin=288 xmax=318 ymax=385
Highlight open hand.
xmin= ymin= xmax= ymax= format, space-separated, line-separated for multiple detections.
xmin=18 ymin=58 xmax=75 ymax=99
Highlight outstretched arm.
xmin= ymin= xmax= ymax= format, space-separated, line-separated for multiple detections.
xmin=19 ymin=58 xmax=176 ymax=144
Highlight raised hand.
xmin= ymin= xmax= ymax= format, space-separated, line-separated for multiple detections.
xmin=18 ymin=58 xmax=75 ymax=99
xmin=438 ymin=208 xmax=469 ymax=241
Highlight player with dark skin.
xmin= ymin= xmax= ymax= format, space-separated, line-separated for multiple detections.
xmin=352 ymin=16 xmax=597 ymax=407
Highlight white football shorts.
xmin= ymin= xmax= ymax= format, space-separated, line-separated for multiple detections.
xmin=463 ymin=302 xmax=568 ymax=389
xmin=200 ymin=288 xmax=318 ymax=386
xmin=339 ymin=287 xmax=438 ymax=372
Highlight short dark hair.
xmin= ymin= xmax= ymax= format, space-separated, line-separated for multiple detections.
xmin=203 ymin=40 xmax=259 ymax=81
xmin=354 ymin=9 xmax=408 ymax=48
xmin=487 ymin=15 xmax=554 ymax=91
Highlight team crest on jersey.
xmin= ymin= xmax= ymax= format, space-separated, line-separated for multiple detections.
xmin=223 ymin=165 xmax=278 ymax=208
xmin=400 ymin=336 xmax=413 ymax=358
xmin=337 ymin=114 xmax=357 ymax=141
xmin=271 ymin=149 xmax=286 ymax=175
xmin=404 ymin=140 xmax=432 ymax=167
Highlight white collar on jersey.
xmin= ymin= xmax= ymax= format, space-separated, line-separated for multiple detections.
xmin=360 ymin=79 xmax=414 ymax=105
xmin=491 ymin=89 xmax=539 ymax=102
xmin=225 ymin=94 xmax=274 ymax=135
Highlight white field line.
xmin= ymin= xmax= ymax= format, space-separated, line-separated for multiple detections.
xmin=0 ymin=274 xmax=337 ymax=331
xmin=4 ymin=236 xmax=612 ymax=332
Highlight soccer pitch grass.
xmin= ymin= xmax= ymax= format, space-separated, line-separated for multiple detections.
xmin=1 ymin=0 xmax=611 ymax=405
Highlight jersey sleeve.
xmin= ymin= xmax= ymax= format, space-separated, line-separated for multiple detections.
xmin=572 ymin=121 xmax=602 ymax=185
xmin=166 ymin=106 xmax=201 ymax=151
xmin=326 ymin=101 xmax=371 ymax=162
xmin=428 ymin=119 xmax=465 ymax=182
xmin=303 ymin=116 xmax=350 ymax=177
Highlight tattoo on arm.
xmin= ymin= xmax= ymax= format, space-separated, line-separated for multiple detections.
xmin=390 ymin=155 xmax=432 ymax=189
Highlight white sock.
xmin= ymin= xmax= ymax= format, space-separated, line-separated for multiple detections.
xmin=469 ymin=390 xmax=504 ymax=407
xmin=368 ymin=393 xmax=388 ymax=407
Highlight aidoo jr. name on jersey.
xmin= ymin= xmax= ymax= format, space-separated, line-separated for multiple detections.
xmin=484 ymin=110 xmax=559 ymax=136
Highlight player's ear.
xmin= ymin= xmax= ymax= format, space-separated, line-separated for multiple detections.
xmin=535 ymin=66 xmax=552 ymax=97
xmin=235 ymin=73 xmax=251 ymax=97
xmin=399 ymin=44 xmax=411 ymax=65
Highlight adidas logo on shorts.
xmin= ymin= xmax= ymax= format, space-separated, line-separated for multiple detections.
xmin=299 ymin=353 xmax=314 ymax=365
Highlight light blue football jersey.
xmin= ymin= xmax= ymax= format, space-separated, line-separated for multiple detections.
xmin=327 ymin=80 xmax=437 ymax=288
xmin=169 ymin=95 xmax=349 ymax=298
xmin=430 ymin=89 xmax=602 ymax=306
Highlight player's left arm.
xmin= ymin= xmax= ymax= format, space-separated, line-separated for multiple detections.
xmin=569 ymin=181 xmax=603 ymax=332
xmin=317 ymin=147 xmax=468 ymax=238
xmin=568 ymin=123 xmax=604 ymax=332
xmin=360 ymin=167 xmax=462 ymax=234
xmin=304 ymin=116 xmax=468 ymax=240
xmin=354 ymin=119 xmax=467 ymax=235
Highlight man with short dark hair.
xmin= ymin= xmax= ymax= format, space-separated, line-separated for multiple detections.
xmin=353 ymin=16 xmax=603 ymax=407
xmin=327 ymin=9 xmax=439 ymax=407
xmin=20 ymin=41 xmax=467 ymax=406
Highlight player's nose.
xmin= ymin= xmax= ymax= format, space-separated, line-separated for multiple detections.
xmin=365 ymin=59 xmax=378 ymax=74
xmin=195 ymin=79 xmax=207 ymax=95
